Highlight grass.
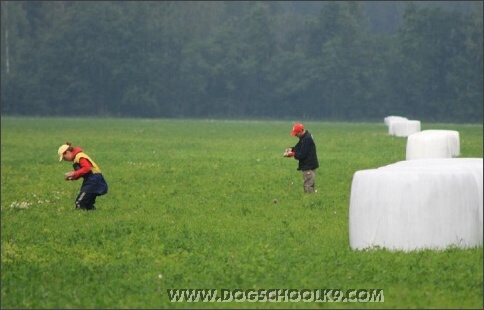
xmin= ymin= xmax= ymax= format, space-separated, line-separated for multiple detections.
xmin=1 ymin=117 xmax=482 ymax=309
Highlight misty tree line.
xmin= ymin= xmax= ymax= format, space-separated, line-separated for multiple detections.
xmin=1 ymin=1 xmax=482 ymax=122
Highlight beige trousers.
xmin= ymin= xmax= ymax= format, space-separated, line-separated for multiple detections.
xmin=302 ymin=170 xmax=316 ymax=193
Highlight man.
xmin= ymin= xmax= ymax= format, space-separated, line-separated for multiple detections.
xmin=283 ymin=123 xmax=319 ymax=193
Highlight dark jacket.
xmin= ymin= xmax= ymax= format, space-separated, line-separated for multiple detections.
xmin=292 ymin=130 xmax=319 ymax=171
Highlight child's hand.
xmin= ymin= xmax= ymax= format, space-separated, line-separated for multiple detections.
xmin=64 ymin=172 xmax=74 ymax=180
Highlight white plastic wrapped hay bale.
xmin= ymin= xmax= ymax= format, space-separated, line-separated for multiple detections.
xmin=406 ymin=130 xmax=460 ymax=160
xmin=349 ymin=158 xmax=483 ymax=251
xmin=384 ymin=116 xmax=408 ymax=126
xmin=388 ymin=120 xmax=421 ymax=137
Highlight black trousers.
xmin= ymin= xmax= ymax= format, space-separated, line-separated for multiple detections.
xmin=75 ymin=192 xmax=99 ymax=210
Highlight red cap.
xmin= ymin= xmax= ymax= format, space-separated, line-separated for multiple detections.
xmin=291 ymin=123 xmax=304 ymax=136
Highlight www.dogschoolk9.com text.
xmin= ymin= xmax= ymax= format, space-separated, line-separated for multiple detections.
xmin=167 ymin=288 xmax=384 ymax=303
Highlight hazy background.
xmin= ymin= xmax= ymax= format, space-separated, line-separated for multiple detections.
xmin=1 ymin=1 xmax=482 ymax=122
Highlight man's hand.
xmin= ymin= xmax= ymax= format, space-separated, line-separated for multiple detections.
xmin=283 ymin=148 xmax=295 ymax=157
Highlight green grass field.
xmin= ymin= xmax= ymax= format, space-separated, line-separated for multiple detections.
xmin=1 ymin=117 xmax=482 ymax=309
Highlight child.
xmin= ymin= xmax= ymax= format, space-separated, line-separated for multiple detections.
xmin=58 ymin=142 xmax=108 ymax=210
